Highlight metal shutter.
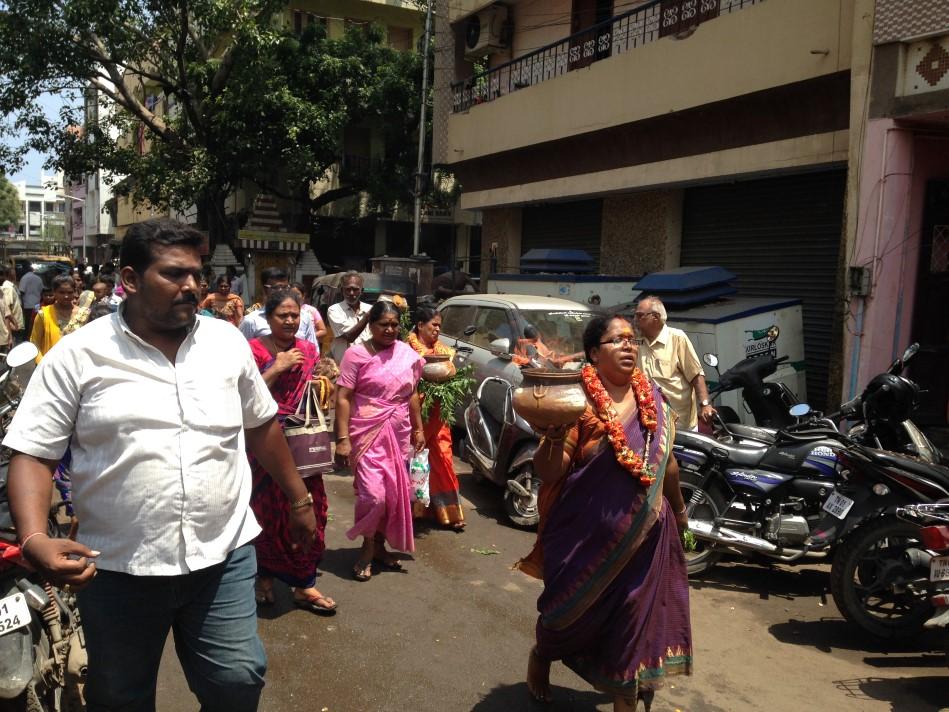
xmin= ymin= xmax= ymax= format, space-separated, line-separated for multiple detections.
xmin=681 ymin=170 xmax=846 ymax=408
xmin=521 ymin=199 xmax=603 ymax=269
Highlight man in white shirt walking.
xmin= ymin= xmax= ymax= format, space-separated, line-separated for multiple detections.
xmin=326 ymin=271 xmax=371 ymax=364
xmin=0 ymin=265 xmax=22 ymax=345
xmin=4 ymin=219 xmax=316 ymax=711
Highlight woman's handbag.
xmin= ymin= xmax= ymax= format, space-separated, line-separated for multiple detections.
xmin=284 ymin=383 xmax=334 ymax=478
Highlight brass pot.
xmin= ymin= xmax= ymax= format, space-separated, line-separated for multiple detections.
xmin=422 ymin=354 xmax=454 ymax=383
xmin=512 ymin=368 xmax=587 ymax=430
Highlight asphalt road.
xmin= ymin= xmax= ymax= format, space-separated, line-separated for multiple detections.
xmin=156 ymin=461 xmax=949 ymax=712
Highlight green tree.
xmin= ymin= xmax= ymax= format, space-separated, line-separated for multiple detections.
xmin=0 ymin=174 xmax=18 ymax=228
xmin=0 ymin=1 xmax=428 ymax=246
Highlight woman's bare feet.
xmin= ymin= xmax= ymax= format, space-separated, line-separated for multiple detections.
xmin=526 ymin=646 xmax=552 ymax=703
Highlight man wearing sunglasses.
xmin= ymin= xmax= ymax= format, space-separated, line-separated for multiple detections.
xmin=634 ymin=296 xmax=715 ymax=430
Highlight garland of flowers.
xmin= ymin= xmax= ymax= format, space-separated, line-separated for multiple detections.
xmin=580 ymin=364 xmax=659 ymax=485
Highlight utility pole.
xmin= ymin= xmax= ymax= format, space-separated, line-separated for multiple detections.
xmin=412 ymin=0 xmax=434 ymax=256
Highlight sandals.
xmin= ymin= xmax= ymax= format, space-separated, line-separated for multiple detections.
xmin=254 ymin=579 xmax=274 ymax=606
xmin=352 ymin=560 xmax=372 ymax=582
xmin=293 ymin=590 xmax=338 ymax=615
xmin=372 ymin=555 xmax=403 ymax=572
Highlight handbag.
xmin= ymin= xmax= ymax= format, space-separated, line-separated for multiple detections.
xmin=283 ymin=383 xmax=334 ymax=478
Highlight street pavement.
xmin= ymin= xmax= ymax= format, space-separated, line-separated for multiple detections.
xmin=157 ymin=460 xmax=949 ymax=711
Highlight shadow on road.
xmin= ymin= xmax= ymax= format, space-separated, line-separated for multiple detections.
xmin=688 ymin=560 xmax=830 ymax=601
xmin=769 ymin=617 xmax=945 ymax=657
xmin=831 ymin=675 xmax=949 ymax=712
xmin=458 ymin=472 xmax=535 ymax=532
xmin=470 ymin=682 xmax=608 ymax=711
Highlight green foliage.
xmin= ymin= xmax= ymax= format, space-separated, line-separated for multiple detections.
xmin=0 ymin=175 xmax=19 ymax=227
xmin=418 ymin=365 xmax=475 ymax=426
xmin=0 ymin=1 xmax=429 ymax=239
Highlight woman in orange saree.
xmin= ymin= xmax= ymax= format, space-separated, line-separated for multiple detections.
xmin=406 ymin=305 xmax=465 ymax=530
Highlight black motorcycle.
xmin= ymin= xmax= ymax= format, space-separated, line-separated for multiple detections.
xmin=810 ymin=443 xmax=949 ymax=638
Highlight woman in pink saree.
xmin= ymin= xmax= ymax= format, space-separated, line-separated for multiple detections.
xmin=335 ymin=300 xmax=425 ymax=582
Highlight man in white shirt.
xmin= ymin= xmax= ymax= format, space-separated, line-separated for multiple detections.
xmin=1 ymin=265 xmax=23 ymax=342
xmin=4 ymin=219 xmax=316 ymax=711
xmin=327 ymin=271 xmax=371 ymax=364
xmin=239 ymin=267 xmax=318 ymax=350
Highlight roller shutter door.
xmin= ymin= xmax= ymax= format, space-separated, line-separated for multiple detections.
xmin=681 ymin=170 xmax=846 ymax=408
xmin=521 ymin=199 xmax=602 ymax=269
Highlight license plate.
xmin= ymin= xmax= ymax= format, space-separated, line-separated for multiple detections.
xmin=822 ymin=491 xmax=855 ymax=520
xmin=932 ymin=556 xmax=949 ymax=582
xmin=0 ymin=592 xmax=31 ymax=637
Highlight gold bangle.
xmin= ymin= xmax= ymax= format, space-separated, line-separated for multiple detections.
xmin=337 ymin=435 xmax=349 ymax=441
xmin=290 ymin=493 xmax=313 ymax=510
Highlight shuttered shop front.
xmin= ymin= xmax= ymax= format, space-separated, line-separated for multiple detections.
xmin=521 ymin=199 xmax=603 ymax=269
xmin=680 ymin=170 xmax=846 ymax=408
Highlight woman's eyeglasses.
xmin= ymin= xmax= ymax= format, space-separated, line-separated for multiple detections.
xmin=599 ymin=336 xmax=637 ymax=348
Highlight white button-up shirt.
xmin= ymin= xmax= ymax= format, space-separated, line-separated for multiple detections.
xmin=2 ymin=309 xmax=277 ymax=576
xmin=239 ymin=307 xmax=317 ymax=350
xmin=327 ymin=300 xmax=371 ymax=364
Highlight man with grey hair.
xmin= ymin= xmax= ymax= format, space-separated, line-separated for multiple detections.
xmin=326 ymin=271 xmax=371 ymax=364
xmin=634 ymin=295 xmax=715 ymax=430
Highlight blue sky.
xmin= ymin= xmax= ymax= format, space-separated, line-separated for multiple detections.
xmin=7 ymin=92 xmax=72 ymax=184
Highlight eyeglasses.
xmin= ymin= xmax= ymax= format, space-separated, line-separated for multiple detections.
xmin=599 ymin=336 xmax=637 ymax=348
xmin=633 ymin=311 xmax=657 ymax=320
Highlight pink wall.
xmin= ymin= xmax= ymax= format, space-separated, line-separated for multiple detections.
xmin=843 ymin=119 xmax=949 ymax=398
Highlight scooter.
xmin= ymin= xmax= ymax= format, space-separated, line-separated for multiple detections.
xmin=463 ymin=376 xmax=540 ymax=528
xmin=0 ymin=342 xmax=87 ymax=710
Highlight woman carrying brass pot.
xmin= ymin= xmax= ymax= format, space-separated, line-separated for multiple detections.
xmin=517 ymin=314 xmax=691 ymax=712
xmin=406 ymin=305 xmax=465 ymax=531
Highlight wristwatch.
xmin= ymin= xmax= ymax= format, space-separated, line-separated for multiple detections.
xmin=700 ymin=399 xmax=710 ymax=407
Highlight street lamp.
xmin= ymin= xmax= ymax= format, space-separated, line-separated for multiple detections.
xmin=57 ymin=193 xmax=88 ymax=265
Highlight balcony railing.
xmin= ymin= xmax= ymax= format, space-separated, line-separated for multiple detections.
xmin=451 ymin=0 xmax=764 ymax=113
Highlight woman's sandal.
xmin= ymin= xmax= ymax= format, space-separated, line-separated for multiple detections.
xmin=254 ymin=580 xmax=275 ymax=606
xmin=372 ymin=555 xmax=403 ymax=572
xmin=293 ymin=590 xmax=338 ymax=615
xmin=352 ymin=560 xmax=372 ymax=582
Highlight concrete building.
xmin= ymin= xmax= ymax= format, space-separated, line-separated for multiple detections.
xmin=436 ymin=0 xmax=870 ymax=410
xmin=12 ymin=175 xmax=66 ymax=246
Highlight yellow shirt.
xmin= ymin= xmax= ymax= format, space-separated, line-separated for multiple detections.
xmin=637 ymin=324 xmax=703 ymax=430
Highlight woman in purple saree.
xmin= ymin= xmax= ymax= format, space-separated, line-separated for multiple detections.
xmin=518 ymin=315 xmax=692 ymax=711
xmin=335 ymin=300 xmax=425 ymax=582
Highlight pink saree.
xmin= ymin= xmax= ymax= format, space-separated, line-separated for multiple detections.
xmin=336 ymin=340 xmax=424 ymax=552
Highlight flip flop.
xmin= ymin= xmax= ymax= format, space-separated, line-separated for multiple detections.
xmin=372 ymin=557 xmax=403 ymax=572
xmin=294 ymin=593 xmax=337 ymax=615
xmin=254 ymin=582 xmax=274 ymax=606
xmin=352 ymin=561 xmax=372 ymax=582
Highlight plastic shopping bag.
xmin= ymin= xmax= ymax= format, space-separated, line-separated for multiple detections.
xmin=409 ymin=448 xmax=431 ymax=507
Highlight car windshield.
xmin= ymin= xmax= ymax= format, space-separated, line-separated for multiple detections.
xmin=513 ymin=309 xmax=593 ymax=369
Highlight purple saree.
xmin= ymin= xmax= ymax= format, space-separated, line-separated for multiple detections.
xmin=527 ymin=383 xmax=692 ymax=698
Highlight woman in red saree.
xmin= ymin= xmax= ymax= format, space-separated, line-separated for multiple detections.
xmin=406 ymin=305 xmax=465 ymax=530
xmin=335 ymin=300 xmax=426 ymax=582
xmin=248 ymin=289 xmax=335 ymax=614
xmin=518 ymin=315 xmax=692 ymax=711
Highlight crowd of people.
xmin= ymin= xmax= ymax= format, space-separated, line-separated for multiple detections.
xmin=3 ymin=219 xmax=692 ymax=711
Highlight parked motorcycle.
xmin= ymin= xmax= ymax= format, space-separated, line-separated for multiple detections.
xmin=896 ymin=501 xmax=949 ymax=661
xmin=0 ymin=342 xmax=87 ymax=710
xmin=703 ymin=352 xmax=800 ymax=431
xmin=810 ymin=443 xmax=949 ymax=638
xmin=463 ymin=376 xmax=540 ymax=527
xmin=678 ymin=409 xmax=847 ymax=575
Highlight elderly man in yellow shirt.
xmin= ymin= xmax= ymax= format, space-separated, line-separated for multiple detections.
xmin=634 ymin=296 xmax=716 ymax=430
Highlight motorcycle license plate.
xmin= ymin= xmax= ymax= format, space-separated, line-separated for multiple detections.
xmin=822 ymin=491 xmax=855 ymax=519
xmin=0 ymin=592 xmax=31 ymax=637
xmin=931 ymin=556 xmax=949 ymax=583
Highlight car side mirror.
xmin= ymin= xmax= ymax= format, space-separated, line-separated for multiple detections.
xmin=490 ymin=337 xmax=511 ymax=358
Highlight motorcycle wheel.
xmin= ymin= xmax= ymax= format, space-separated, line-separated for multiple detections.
xmin=679 ymin=470 xmax=727 ymax=575
xmin=830 ymin=516 xmax=933 ymax=639
xmin=503 ymin=465 xmax=540 ymax=529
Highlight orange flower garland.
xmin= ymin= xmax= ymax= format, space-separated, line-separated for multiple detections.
xmin=581 ymin=364 xmax=658 ymax=485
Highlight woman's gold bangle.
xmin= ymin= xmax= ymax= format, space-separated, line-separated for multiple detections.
xmin=290 ymin=493 xmax=314 ymax=510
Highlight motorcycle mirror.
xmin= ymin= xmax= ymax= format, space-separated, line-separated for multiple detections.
xmin=901 ymin=342 xmax=919 ymax=362
xmin=6 ymin=341 xmax=38 ymax=368
xmin=789 ymin=403 xmax=812 ymax=418
xmin=703 ymin=353 xmax=719 ymax=368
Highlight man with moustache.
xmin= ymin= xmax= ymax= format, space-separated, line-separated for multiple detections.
xmin=326 ymin=270 xmax=371 ymax=364
xmin=4 ymin=218 xmax=316 ymax=711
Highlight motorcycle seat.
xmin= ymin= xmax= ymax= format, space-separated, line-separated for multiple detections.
xmin=726 ymin=423 xmax=777 ymax=444
xmin=873 ymin=450 xmax=949 ymax=488
xmin=718 ymin=442 xmax=769 ymax=467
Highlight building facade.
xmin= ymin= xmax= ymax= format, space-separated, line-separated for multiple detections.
xmin=436 ymin=0 xmax=858 ymax=408
xmin=11 ymin=175 xmax=66 ymax=247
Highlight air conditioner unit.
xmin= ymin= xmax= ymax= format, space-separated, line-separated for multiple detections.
xmin=464 ymin=6 xmax=510 ymax=59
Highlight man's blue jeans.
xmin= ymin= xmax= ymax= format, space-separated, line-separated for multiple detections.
xmin=77 ymin=544 xmax=267 ymax=712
